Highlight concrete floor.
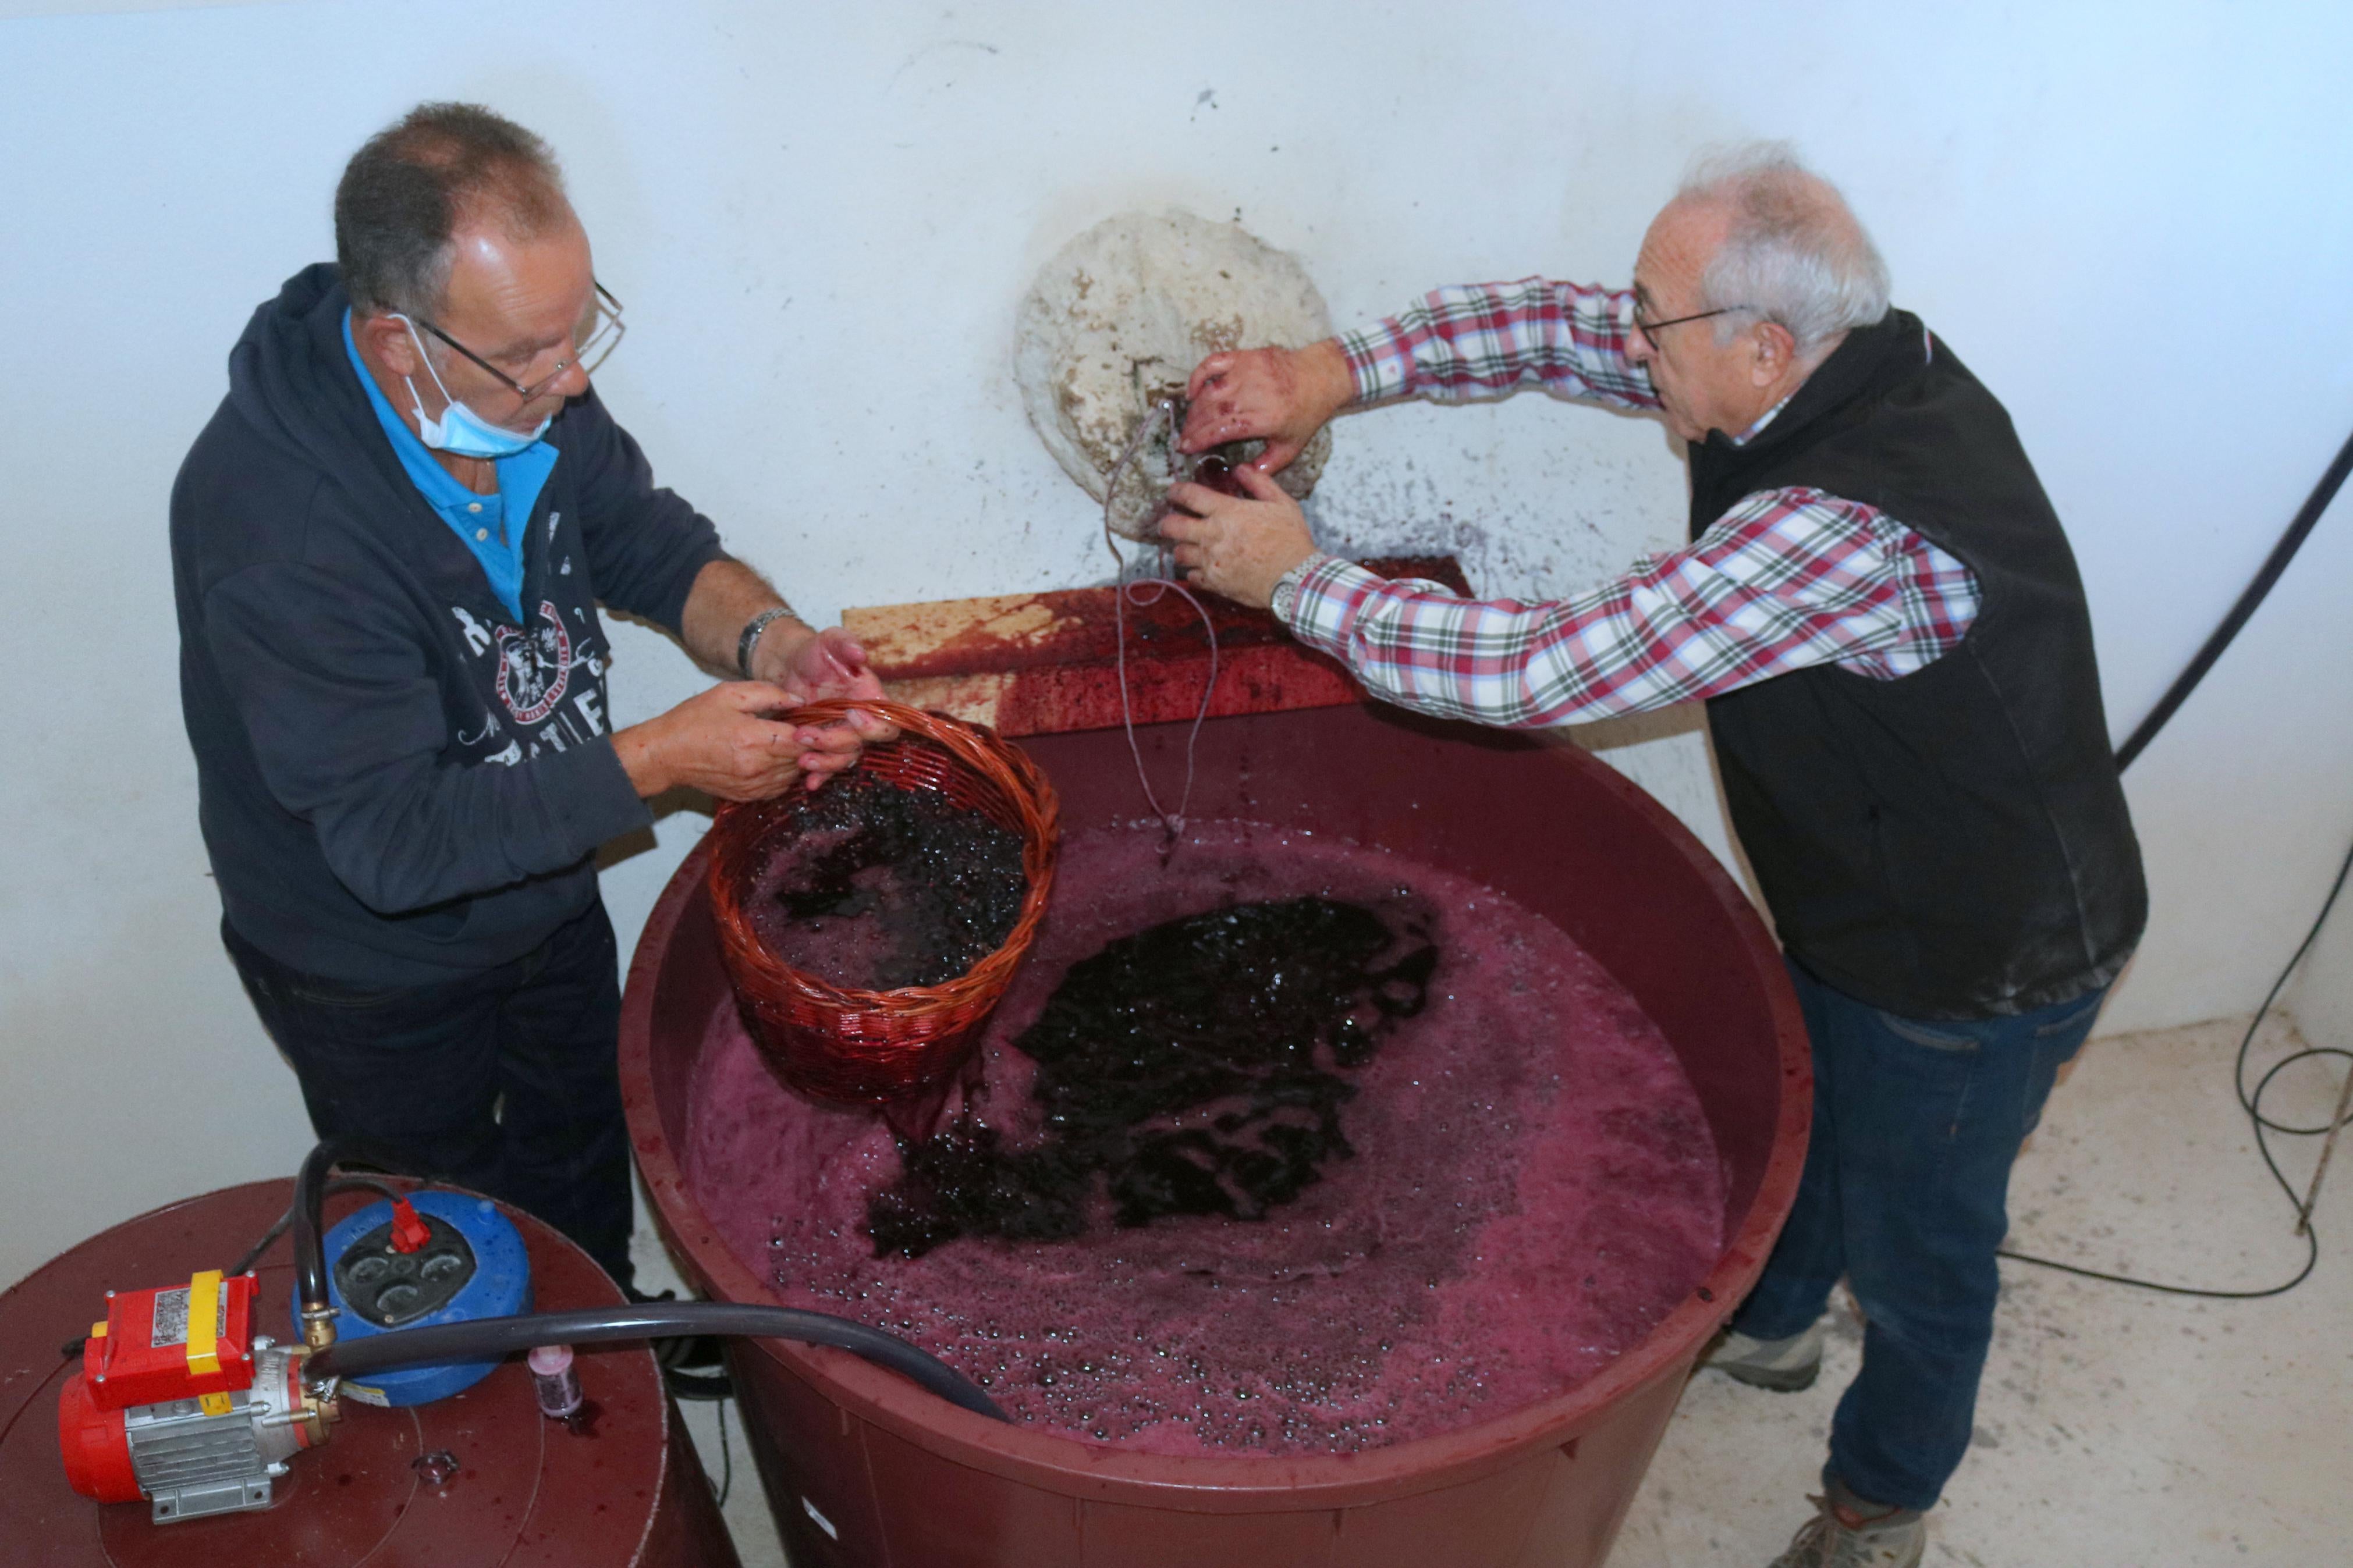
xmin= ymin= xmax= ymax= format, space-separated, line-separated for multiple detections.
xmin=638 ymin=1012 xmax=2353 ymax=1568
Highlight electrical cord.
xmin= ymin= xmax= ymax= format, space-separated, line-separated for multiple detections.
xmin=1993 ymin=829 xmax=2348 ymax=1296
xmin=715 ymin=1398 xmax=734 ymax=1509
xmin=2112 ymin=421 xmax=2353 ymax=771
xmin=663 ymin=1367 xmax=735 ymax=1402
xmin=56 ymin=1175 xmax=424 ymax=1364
xmin=226 ymin=1176 xmax=414 ymax=1280
xmin=1993 ymin=422 xmax=2353 ymax=1297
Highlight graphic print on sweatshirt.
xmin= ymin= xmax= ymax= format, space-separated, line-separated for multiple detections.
xmin=446 ymin=515 xmax=611 ymax=769
xmin=497 ymin=601 xmax=573 ymax=723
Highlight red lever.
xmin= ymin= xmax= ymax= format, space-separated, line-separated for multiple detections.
xmin=388 ymin=1197 xmax=431 ymax=1254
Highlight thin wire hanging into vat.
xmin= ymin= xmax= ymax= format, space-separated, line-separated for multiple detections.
xmin=1101 ymin=398 xmax=1223 ymax=838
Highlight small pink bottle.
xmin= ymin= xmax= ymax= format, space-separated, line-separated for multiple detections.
xmin=528 ymin=1344 xmax=583 ymax=1419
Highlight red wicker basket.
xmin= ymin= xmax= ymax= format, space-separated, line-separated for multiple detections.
xmin=705 ymin=699 xmax=1060 ymax=1105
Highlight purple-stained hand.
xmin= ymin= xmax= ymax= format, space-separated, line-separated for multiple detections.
xmin=773 ymin=627 xmax=897 ymax=790
xmin=1156 ymin=463 xmax=1319 ymax=611
xmin=1178 ymin=339 xmax=1356 ymax=474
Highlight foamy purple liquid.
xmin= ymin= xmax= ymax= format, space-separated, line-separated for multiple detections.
xmin=686 ymin=820 xmax=1723 ymax=1455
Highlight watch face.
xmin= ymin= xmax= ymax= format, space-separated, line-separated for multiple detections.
xmin=1272 ymin=559 xmax=1315 ymax=620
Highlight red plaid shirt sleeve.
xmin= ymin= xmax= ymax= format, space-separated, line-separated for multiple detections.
xmin=1339 ymin=277 xmax=1662 ymax=412
xmin=1282 ymin=487 xmax=1982 ymax=728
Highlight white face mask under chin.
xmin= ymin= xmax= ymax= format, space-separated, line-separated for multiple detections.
xmin=393 ymin=315 xmax=551 ymax=458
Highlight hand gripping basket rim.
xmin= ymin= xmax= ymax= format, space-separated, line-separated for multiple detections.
xmin=705 ymin=698 xmax=1060 ymax=1103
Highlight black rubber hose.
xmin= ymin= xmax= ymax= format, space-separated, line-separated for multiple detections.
xmin=305 ymin=1302 xmax=1009 ymax=1422
xmin=291 ymin=1137 xmax=429 ymax=1321
xmin=2114 ymin=421 xmax=2353 ymax=773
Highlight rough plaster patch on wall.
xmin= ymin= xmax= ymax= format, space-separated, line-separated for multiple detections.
xmin=1014 ymin=209 xmax=1334 ymax=539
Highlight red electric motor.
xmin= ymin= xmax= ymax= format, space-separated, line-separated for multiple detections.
xmin=56 ymin=1268 xmax=325 ymax=1521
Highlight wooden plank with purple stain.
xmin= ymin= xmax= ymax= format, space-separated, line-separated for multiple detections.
xmin=843 ymin=558 xmax=1472 ymax=738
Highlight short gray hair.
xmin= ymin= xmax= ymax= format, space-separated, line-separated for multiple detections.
xmin=1678 ymin=142 xmax=1889 ymax=357
xmin=334 ymin=102 xmax=569 ymax=319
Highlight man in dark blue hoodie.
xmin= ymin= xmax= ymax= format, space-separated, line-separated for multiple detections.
xmin=172 ymin=102 xmax=889 ymax=1290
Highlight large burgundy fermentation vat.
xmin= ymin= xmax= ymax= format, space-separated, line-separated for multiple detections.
xmin=0 ymin=1179 xmax=735 ymax=1567
xmin=620 ymin=702 xmax=1811 ymax=1567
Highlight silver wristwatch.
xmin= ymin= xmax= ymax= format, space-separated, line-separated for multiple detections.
xmin=736 ymin=606 xmax=799 ymax=680
xmin=1269 ymin=553 xmax=1329 ymax=624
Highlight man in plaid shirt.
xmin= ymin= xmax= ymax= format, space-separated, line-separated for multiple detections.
xmin=1160 ymin=144 xmax=2143 ymax=1568
xmin=1165 ymin=245 xmax=1979 ymax=726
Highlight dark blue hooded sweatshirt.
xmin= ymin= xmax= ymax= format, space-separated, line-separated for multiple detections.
xmin=172 ymin=264 xmax=726 ymax=984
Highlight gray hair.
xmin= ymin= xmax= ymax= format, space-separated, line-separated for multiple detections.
xmin=334 ymin=102 xmax=570 ymax=319
xmin=1677 ymin=142 xmax=1889 ymax=358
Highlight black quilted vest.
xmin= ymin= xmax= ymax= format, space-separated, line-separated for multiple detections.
xmin=1688 ymin=310 xmax=2145 ymax=1017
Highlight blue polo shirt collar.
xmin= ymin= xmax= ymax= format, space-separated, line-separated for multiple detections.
xmin=340 ymin=309 xmax=556 ymax=623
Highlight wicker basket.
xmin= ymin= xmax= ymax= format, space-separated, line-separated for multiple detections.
xmin=706 ymin=699 xmax=1060 ymax=1105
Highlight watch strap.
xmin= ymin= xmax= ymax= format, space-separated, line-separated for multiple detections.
xmin=1269 ymin=553 xmax=1329 ymax=624
xmin=736 ymin=606 xmax=799 ymax=680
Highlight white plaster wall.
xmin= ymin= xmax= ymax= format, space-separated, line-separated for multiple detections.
xmin=2287 ymin=873 xmax=2353 ymax=1055
xmin=3 ymin=0 xmax=2349 ymax=1286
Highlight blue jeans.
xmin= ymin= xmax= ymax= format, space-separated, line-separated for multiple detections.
xmin=1730 ymin=960 xmax=2107 ymax=1512
xmin=223 ymin=901 xmax=636 ymax=1290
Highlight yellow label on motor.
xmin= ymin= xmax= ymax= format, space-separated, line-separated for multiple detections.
xmin=198 ymin=1391 xmax=235 ymax=1416
xmin=184 ymin=1269 xmax=223 ymax=1377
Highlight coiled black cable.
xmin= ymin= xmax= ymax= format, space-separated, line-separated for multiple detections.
xmin=1994 ymin=421 xmax=2353 ymax=1297
xmin=1996 ymin=833 xmax=2351 ymax=1297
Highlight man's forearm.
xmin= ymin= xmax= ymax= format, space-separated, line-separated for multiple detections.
xmin=1337 ymin=279 xmax=1660 ymax=414
xmin=1283 ymin=489 xmax=1958 ymax=730
xmin=678 ymin=557 xmax=815 ymax=680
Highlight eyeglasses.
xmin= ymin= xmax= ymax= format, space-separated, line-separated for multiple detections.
xmin=417 ymin=282 xmax=626 ymax=401
xmin=1630 ymin=301 xmax=1751 ymax=352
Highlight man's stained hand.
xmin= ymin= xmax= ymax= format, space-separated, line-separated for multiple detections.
xmin=1156 ymin=463 xmax=1319 ymax=610
xmin=1178 ymin=340 xmax=1355 ymax=474
xmin=769 ymin=625 xmax=899 ymax=788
